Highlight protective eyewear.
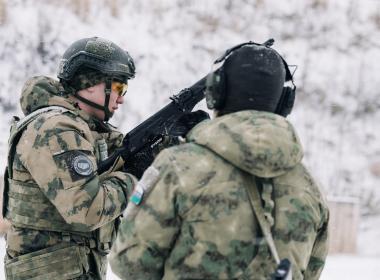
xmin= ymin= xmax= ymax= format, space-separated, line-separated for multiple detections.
xmin=112 ymin=82 xmax=128 ymax=97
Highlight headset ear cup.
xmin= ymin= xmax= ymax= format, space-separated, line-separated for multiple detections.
xmin=275 ymin=87 xmax=296 ymax=117
xmin=205 ymin=72 xmax=216 ymax=109
xmin=214 ymin=68 xmax=226 ymax=109
xmin=205 ymin=68 xmax=226 ymax=110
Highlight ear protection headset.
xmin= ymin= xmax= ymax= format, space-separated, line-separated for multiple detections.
xmin=205 ymin=39 xmax=296 ymax=117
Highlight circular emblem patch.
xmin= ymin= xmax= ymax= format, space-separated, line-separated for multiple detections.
xmin=72 ymin=155 xmax=93 ymax=176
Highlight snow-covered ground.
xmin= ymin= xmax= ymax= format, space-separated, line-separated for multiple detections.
xmin=320 ymin=255 xmax=380 ymax=280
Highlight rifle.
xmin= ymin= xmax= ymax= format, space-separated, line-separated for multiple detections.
xmin=98 ymin=75 xmax=207 ymax=174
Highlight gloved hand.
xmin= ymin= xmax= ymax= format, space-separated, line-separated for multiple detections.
xmin=123 ymin=135 xmax=179 ymax=179
xmin=123 ymin=111 xmax=210 ymax=179
xmin=170 ymin=110 xmax=210 ymax=137
xmin=123 ymin=145 xmax=155 ymax=179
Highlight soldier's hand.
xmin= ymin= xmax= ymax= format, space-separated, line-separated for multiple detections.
xmin=170 ymin=110 xmax=210 ymax=137
xmin=123 ymin=145 xmax=155 ymax=179
xmin=123 ymin=110 xmax=209 ymax=179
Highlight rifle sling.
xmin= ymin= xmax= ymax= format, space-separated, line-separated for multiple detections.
xmin=243 ymin=174 xmax=281 ymax=265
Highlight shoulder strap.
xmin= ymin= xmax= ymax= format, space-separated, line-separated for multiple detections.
xmin=7 ymin=106 xmax=70 ymax=178
xmin=243 ymin=175 xmax=293 ymax=280
xmin=244 ymin=175 xmax=280 ymax=264
xmin=14 ymin=105 xmax=70 ymax=131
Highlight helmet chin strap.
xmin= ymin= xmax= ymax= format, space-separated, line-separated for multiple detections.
xmin=73 ymin=77 xmax=113 ymax=122
xmin=103 ymin=78 xmax=113 ymax=122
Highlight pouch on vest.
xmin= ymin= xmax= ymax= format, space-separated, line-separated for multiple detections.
xmin=5 ymin=243 xmax=89 ymax=280
xmin=96 ymin=218 xmax=119 ymax=255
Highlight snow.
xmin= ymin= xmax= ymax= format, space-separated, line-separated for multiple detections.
xmin=320 ymin=255 xmax=380 ymax=280
xmin=0 ymin=0 xmax=379 ymax=279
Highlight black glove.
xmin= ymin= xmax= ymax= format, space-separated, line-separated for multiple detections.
xmin=123 ymin=145 xmax=155 ymax=179
xmin=123 ymin=111 xmax=210 ymax=179
xmin=170 ymin=110 xmax=210 ymax=137
xmin=123 ymin=135 xmax=180 ymax=179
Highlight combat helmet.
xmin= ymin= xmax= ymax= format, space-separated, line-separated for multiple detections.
xmin=58 ymin=37 xmax=135 ymax=121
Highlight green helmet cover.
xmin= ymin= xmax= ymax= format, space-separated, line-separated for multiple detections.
xmin=58 ymin=37 xmax=135 ymax=84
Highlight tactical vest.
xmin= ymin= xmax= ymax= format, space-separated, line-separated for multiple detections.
xmin=3 ymin=106 xmax=70 ymax=228
xmin=3 ymin=106 xmax=117 ymax=279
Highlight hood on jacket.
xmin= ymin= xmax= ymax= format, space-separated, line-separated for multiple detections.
xmin=20 ymin=76 xmax=75 ymax=116
xmin=187 ymin=110 xmax=303 ymax=178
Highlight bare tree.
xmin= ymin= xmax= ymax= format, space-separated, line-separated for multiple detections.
xmin=71 ymin=0 xmax=90 ymax=21
xmin=0 ymin=0 xmax=6 ymax=25
xmin=106 ymin=0 xmax=120 ymax=17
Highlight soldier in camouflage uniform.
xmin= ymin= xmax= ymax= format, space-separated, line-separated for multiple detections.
xmin=110 ymin=41 xmax=329 ymax=279
xmin=3 ymin=37 xmax=138 ymax=279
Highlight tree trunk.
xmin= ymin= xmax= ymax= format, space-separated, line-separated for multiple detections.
xmin=0 ymin=0 xmax=7 ymax=25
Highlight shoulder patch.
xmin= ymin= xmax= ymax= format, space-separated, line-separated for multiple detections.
xmin=123 ymin=166 xmax=160 ymax=219
xmin=53 ymin=150 xmax=95 ymax=182
xmin=72 ymin=154 xmax=93 ymax=176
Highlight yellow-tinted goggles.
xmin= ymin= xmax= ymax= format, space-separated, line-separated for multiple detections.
xmin=112 ymin=81 xmax=128 ymax=97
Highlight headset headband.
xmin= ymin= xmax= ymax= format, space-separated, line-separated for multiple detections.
xmin=214 ymin=39 xmax=294 ymax=82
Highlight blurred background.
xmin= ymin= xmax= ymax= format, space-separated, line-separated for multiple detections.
xmin=0 ymin=0 xmax=379 ymax=279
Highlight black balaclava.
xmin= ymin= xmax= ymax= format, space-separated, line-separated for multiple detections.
xmin=220 ymin=44 xmax=286 ymax=115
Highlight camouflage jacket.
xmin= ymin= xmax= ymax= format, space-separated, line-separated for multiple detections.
xmin=110 ymin=110 xmax=329 ymax=280
xmin=3 ymin=76 xmax=136 ymax=278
